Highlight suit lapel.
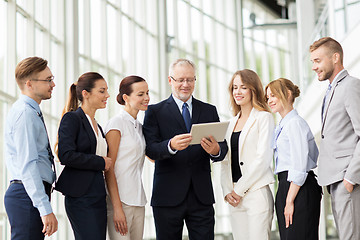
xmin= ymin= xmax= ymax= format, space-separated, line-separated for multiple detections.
xmin=225 ymin=114 xmax=239 ymax=170
xmin=238 ymin=108 xmax=257 ymax=154
xmin=166 ymin=96 xmax=188 ymax=132
xmin=191 ymin=98 xmax=201 ymax=124
xmin=225 ymin=113 xmax=240 ymax=143
xmin=321 ymin=71 xmax=348 ymax=135
xmin=77 ymin=107 xmax=97 ymax=154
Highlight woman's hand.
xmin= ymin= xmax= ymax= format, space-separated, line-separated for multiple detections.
xmin=284 ymin=182 xmax=300 ymax=228
xmin=103 ymin=156 xmax=112 ymax=172
xmin=284 ymin=201 xmax=294 ymax=228
xmin=225 ymin=191 xmax=242 ymax=207
xmin=113 ymin=206 xmax=128 ymax=235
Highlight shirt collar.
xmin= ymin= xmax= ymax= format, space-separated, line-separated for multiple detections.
xmin=20 ymin=94 xmax=41 ymax=114
xmin=279 ymin=109 xmax=298 ymax=128
xmin=121 ymin=109 xmax=139 ymax=127
xmin=330 ymin=69 xmax=346 ymax=87
xmin=172 ymin=94 xmax=193 ymax=109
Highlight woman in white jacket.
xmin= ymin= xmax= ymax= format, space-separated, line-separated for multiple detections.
xmin=221 ymin=69 xmax=275 ymax=240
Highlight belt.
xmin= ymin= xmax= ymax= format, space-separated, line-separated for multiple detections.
xmin=10 ymin=180 xmax=22 ymax=185
xmin=10 ymin=180 xmax=53 ymax=198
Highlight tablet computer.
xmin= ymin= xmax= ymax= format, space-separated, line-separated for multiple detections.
xmin=189 ymin=121 xmax=230 ymax=145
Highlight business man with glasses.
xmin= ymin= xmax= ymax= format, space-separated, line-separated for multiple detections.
xmin=4 ymin=57 xmax=58 ymax=239
xmin=143 ymin=58 xmax=228 ymax=240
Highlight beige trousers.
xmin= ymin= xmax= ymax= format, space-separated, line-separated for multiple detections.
xmin=106 ymin=197 xmax=145 ymax=240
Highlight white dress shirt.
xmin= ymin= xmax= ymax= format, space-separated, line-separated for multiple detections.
xmin=85 ymin=114 xmax=108 ymax=157
xmin=273 ymin=109 xmax=318 ymax=186
xmin=104 ymin=109 xmax=147 ymax=206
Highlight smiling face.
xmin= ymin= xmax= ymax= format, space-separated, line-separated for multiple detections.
xmin=168 ymin=63 xmax=195 ymax=102
xmin=124 ymin=81 xmax=150 ymax=111
xmin=85 ymin=79 xmax=110 ymax=110
xmin=266 ymin=87 xmax=283 ymax=114
xmin=29 ymin=66 xmax=56 ymax=103
xmin=232 ymin=75 xmax=252 ymax=108
xmin=310 ymin=46 xmax=337 ymax=82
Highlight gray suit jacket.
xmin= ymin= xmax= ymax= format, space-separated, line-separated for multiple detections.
xmin=318 ymin=70 xmax=360 ymax=186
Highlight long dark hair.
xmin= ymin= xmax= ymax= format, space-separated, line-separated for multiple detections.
xmin=63 ymin=72 xmax=104 ymax=113
xmin=55 ymin=72 xmax=104 ymax=156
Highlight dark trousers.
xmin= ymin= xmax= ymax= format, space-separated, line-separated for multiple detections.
xmin=4 ymin=182 xmax=50 ymax=240
xmin=152 ymin=183 xmax=215 ymax=240
xmin=65 ymin=173 xmax=107 ymax=240
xmin=275 ymin=171 xmax=322 ymax=240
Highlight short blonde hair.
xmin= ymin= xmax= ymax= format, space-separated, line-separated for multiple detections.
xmin=310 ymin=37 xmax=343 ymax=64
xmin=265 ymin=78 xmax=300 ymax=107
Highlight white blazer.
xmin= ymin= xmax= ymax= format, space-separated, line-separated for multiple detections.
xmin=221 ymin=108 xmax=275 ymax=198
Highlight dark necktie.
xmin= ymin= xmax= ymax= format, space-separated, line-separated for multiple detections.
xmin=182 ymin=103 xmax=191 ymax=132
xmin=38 ymin=111 xmax=56 ymax=177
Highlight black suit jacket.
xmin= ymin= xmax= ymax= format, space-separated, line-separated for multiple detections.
xmin=143 ymin=96 xmax=228 ymax=207
xmin=55 ymin=107 xmax=106 ymax=197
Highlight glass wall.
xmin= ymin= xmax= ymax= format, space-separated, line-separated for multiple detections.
xmin=0 ymin=0 xmax=297 ymax=239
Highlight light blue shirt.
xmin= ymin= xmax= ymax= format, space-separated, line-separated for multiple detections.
xmin=172 ymin=94 xmax=193 ymax=117
xmin=5 ymin=94 xmax=55 ymax=216
xmin=168 ymin=95 xmax=193 ymax=154
xmin=273 ymin=109 xmax=318 ymax=186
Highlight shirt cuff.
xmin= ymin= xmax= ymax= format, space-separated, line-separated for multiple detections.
xmin=344 ymin=178 xmax=355 ymax=185
xmin=210 ymin=149 xmax=221 ymax=158
xmin=38 ymin=201 xmax=53 ymax=217
xmin=168 ymin=139 xmax=178 ymax=155
xmin=287 ymin=169 xmax=308 ymax=186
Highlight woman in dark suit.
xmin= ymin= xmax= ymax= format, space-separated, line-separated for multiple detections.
xmin=55 ymin=72 xmax=111 ymax=240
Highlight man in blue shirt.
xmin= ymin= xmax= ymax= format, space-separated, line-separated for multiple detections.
xmin=4 ymin=57 xmax=58 ymax=239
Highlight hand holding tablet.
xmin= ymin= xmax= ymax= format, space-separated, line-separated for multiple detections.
xmin=189 ymin=121 xmax=230 ymax=145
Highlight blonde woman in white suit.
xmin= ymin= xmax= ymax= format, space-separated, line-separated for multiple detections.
xmin=221 ymin=69 xmax=275 ymax=240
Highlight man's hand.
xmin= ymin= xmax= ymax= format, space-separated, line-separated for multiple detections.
xmin=200 ymin=136 xmax=220 ymax=155
xmin=170 ymin=133 xmax=192 ymax=151
xmin=343 ymin=179 xmax=354 ymax=193
xmin=103 ymin=156 xmax=112 ymax=172
xmin=41 ymin=212 xmax=58 ymax=237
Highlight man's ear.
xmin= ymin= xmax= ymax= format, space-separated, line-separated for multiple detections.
xmin=333 ymin=52 xmax=340 ymax=64
xmin=25 ymin=79 xmax=32 ymax=88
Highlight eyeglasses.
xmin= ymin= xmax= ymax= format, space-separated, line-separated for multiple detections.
xmin=170 ymin=76 xmax=196 ymax=84
xmin=31 ymin=76 xmax=55 ymax=84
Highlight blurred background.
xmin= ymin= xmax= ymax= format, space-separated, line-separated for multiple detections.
xmin=0 ymin=0 xmax=360 ymax=239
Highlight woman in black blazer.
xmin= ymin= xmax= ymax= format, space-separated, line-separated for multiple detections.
xmin=55 ymin=72 xmax=111 ymax=240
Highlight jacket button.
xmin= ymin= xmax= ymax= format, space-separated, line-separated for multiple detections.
xmin=240 ymin=162 xmax=244 ymax=166
xmin=321 ymin=135 xmax=324 ymax=139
